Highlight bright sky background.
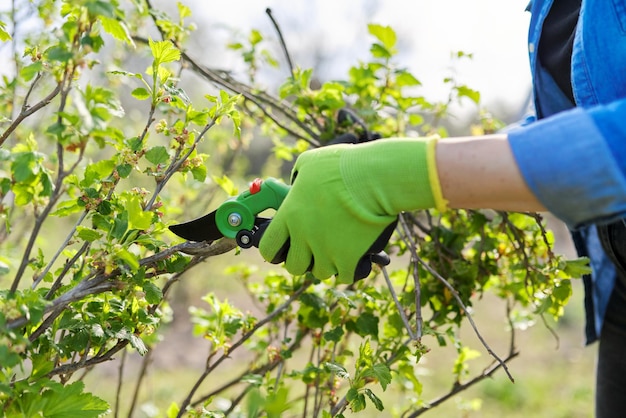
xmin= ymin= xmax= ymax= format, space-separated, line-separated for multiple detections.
xmin=1 ymin=0 xmax=533 ymax=123
xmin=184 ymin=0 xmax=533 ymax=121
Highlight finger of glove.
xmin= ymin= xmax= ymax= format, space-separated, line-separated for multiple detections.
xmin=335 ymin=219 xmax=396 ymax=283
xmin=354 ymin=256 xmax=373 ymax=281
xmin=258 ymin=216 xmax=291 ymax=266
xmin=284 ymin=239 xmax=314 ymax=276
xmin=367 ymin=219 xmax=397 ymax=255
xmin=311 ymin=260 xmax=339 ymax=282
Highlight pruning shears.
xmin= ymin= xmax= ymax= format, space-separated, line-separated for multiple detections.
xmin=168 ymin=110 xmax=394 ymax=280
xmin=168 ymin=176 xmax=290 ymax=251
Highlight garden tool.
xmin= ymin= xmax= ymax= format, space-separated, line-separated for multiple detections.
xmin=168 ymin=110 xmax=393 ymax=280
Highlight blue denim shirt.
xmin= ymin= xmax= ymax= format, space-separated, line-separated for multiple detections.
xmin=508 ymin=0 xmax=626 ymax=343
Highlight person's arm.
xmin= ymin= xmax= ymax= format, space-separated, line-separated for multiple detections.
xmin=259 ymin=100 xmax=626 ymax=282
xmin=436 ymin=134 xmax=546 ymax=212
xmin=507 ymin=103 xmax=626 ymax=228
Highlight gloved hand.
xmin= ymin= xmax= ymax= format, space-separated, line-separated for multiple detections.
xmin=258 ymin=137 xmax=447 ymax=284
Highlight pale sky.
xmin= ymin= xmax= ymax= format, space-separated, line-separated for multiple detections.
xmin=1 ymin=0 xmax=534 ymax=122
xmin=184 ymin=0 xmax=533 ymax=119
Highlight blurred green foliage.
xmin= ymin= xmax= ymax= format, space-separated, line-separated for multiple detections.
xmin=0 ymin=1 xmax=589 ymax=417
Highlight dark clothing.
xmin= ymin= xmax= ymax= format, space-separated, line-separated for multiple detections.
xmin=596 ymin=221 xmax=626 ymax=418
xmin=538 ymin=0 xmax=581 ymax=104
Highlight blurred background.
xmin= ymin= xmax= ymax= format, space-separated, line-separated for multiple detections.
xmin=126 ymin=2 xmax=592 ymax=417
xmin=179 ymin=0 xmax=534 ymax=124
xmin=2 ymin=0 xmax=597 ymax=416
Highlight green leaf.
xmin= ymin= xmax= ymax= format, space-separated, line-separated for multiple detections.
xmin=111 ymin=212 xmax=128 ymax=239
xmin=99 ymin=16 xmax=134 ymax=46
xmin=177 ymin=2 xmax=192 ymax=18
xmin=166 ymin=403 xmax=180 ymax=418
xmin=52 ymin=200 xmax=83 ymax=217
xmin=127 ymin=195 xmax=153 ymax=230
xmin=552 ymin=279 xmax=572 ymax=305
xmin=46 ymin=45 xmax=73 ymax=62
xmin=241 ymin=374 xmax=263 ymax=385
xmin=323 ymin=326 xmax=344 ymax=343
xmin=0 ymin=22 xmax=11 ymax=41
xmin=38 ymin=381 xmax=110 ymax=418
xmin=346 ymin=388 xmax=366 ymax=412
xmin=143 ymin=281 xmax=163 ymax=304
xmin=76 ymin=226 xmax=102 ymax=242
xmin=395 ymin=71 xmax=421 ymax=87
xmin=163 ymin=84 xmax=191 ymax=104
xmin=456 ymin=85 xmax=481 ymax=104
xmin=246 ymin=387 xmax=264 ymax=418
xmin=40 ymin=172 xmax=53 ymax=197
xmin=561 ymin=257 xmax=591 ymax=277
xmin=145 ymin=146 xmax=169 ymax=165
xmin=116 ymin=164 xmax=132 ymax=178
xmin=0 ymin=260 xmax=9 ymax=275
xmin=13 ymin=183 xmax=34 ymax=206
xmin=31 ymin=353 xmax=55 ymax=378
xmin=324 ymin=362 xmax=350 ymax=379
xmin=149 ymin=38 xmax=181 ymax=65
xmin=190 ymin=164 xmax=206 ymax=182
xmin=300 ymin=292 xmax=325 ymax=309
xmin=363 ymin=363 xmax=392 ymax=391
xmin=84 ymin=0 xmax=115 ymax=18
xmin=0 ymin=344 xmax=21 ymax=368
xmin=20 ymin=62 xmax=43 ymax=82
xmin=249 ymin=29 xmax=263 ymax=45
xmin=264 ymin=387 xmax=291 ymax=417
xmin=187 ymin=109 xmax=209 ymax=126
xmin=131 ymin=87 xmax=151 ymax=101
xmin=81 ymin=34 xmax=105 ymax=53
xmin=368 ymin=24 xmax=396 ymax=50
xmin=364 ymin=388 xmax=384 ymax=411
xmin=355 ymin=312 xmax=379 ymax=338
xmin=82 ymin=159 xmax=116 ymax=187
xmin=129 ymin=334 xmax=148 ymax=355
xmin=115 ymin=247 xmax=140 ymax=271
xmin=11 ymin=152 xmax=36 ymax=182
xmin=212 ymin=174 xmax=238 ymax=196
xmin=370 ymin=43 xmax=392 ymax=59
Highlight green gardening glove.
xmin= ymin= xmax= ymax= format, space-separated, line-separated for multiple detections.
xmin=258 ymin=137 xmax=447 ymax=284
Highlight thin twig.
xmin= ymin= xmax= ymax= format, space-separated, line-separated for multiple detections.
xmin=10 ymin=65 xmax=75 ymax=292
xmin=403 ymin=351 xmax=519 ymax=418
xmin=0 ymin=79 xmax=63 ymax=147
xmin=8 ymin=240 xmax=233 ymax=330
xmin=177 ymin=279 xmax=314 ymax=417
xmin=265 ymin=8 xmax=295 ymax=79
xmin=145 ymin=118 xmax=216 ymax=210
xmin=381 ymin=266 xmax=416 ymax=341
xmin=114 ymin=349 xmax=127 ymax=418
xmin=177 ymin=49 xmax=320 ymax=145
xmin=415 ymin=253 xmax=515 ymax=383
xmin=330 ymin=337 xmax=415 ymax=416
xmin=132 ymin=12 xmax=321 ymax=145
xmin=191 ymin=328 xmax=310 ymax=407
xmin=127 ymin=349 xmax=153 ymax=417
xmin=45 ymin=241 xmax=90 ymax=299
xmin=398 ymin=213 xmax=423 ymax=339
xmin=32 ymin=210 xmax=88 ymax=289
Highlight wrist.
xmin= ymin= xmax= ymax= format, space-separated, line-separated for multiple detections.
xmin=436 ymin=135 xmax=545 ymax=212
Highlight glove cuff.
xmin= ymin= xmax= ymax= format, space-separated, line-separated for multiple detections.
xmin=426 ymin=137 xmax=448 ymax=211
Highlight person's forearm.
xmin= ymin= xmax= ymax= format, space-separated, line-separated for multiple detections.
xmin=436 ymin=134 xmax=547 ymax=212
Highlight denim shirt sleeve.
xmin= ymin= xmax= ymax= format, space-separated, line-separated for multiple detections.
xmin=508 ymin=102 xmax=626 ymax=229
